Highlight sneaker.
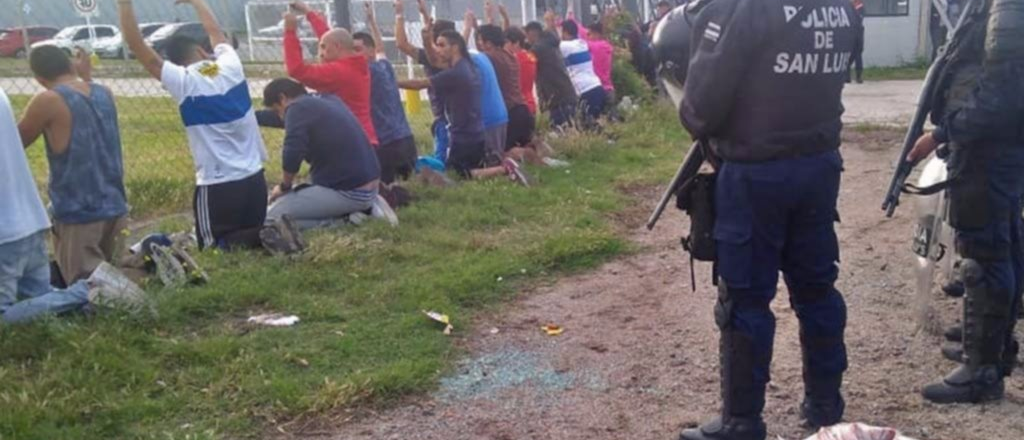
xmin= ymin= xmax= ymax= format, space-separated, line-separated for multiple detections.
xmin=260 ymin=215 xmax=305 ymax=256
xmin=502 ymin=158 xmax=531 ymax=187
xmin=87 ymin=262 xmax=149 ymax=314
xmin=371 ymin=194 xmax=399 ymax=226
xmin=149 ymin=244 xmax=187 ymax=287
xmin=541 ymin=157 xmax=570 ymax=168
xmin=348 ymin=211 xmax=370 ymax=225
xmin=170 ymin=245 xmax=208 ymax=285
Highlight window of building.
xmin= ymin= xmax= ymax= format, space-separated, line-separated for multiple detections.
xmin=863 ymin=0 xmax=910 ymax=17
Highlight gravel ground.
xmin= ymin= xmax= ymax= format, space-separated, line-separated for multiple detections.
xmin=294 ymin=83 xmax=1024 ymax=440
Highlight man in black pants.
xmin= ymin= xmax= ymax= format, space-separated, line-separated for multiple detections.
xmin=354 ymin=3 xmax=417 ymax=184
xmin=120 ymin=0 xmax=302 ymax=254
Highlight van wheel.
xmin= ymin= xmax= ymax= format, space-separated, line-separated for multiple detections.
xmin=13 ymin=48 xmax=26 ymax=58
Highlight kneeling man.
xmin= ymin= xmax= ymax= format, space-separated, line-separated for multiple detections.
xmin=262 ymin=78 xmax=382 ymax=230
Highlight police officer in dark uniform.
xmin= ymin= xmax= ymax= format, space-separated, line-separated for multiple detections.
xmin=653 ymin=0 xmax=858 ymax=437
xmin=907 ymin=0 xmax=1024 ymax=404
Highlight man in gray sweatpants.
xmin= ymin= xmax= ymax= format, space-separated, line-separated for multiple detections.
xmin=259 ymin=78 xmax=382 ymax=230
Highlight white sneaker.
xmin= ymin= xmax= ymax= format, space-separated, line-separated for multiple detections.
xmin=370 ymin=194 xmax=399 ymax=227
xmin=87 ymin=262 xmax=150 ymax=314
xmin=542 ymin=157 xmax=570 ymax=168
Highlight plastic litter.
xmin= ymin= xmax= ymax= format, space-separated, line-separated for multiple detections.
xmin=802 ymin=423 xmax=916 ymax=440
xmin=423 ymin=310 xmax=454 ymax=335
xmin=541 ymin=324 xmax=564 ymax=336
xmin=247 ymin=314 xmax=300 ymax=327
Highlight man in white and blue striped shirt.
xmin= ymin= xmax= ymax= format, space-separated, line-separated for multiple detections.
xmin=558 ymin=20 xmax=607 ymax=127
xmin=120 ymin=0 xmax=281 ymax=251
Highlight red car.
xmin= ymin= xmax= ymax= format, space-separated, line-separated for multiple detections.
xmin=0 ymin=26 xmax=59 ymax=58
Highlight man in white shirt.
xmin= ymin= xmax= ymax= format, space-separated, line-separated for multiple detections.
xmin=557 ymin=20 xmax=607 ymax=129
xmin=0 ymin=86 xmax=144 ymax=324
xmin=119 ymin=0 xmax=301 ymax=254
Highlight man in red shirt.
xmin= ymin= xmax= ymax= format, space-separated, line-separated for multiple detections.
xmin=283 ymin=1 xmax=378 ymax=146
xmin=506 ymin=27 xmax=538 ymax=116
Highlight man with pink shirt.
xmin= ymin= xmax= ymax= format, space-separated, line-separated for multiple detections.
xmin=585 ymin=22 xmax=615 ymax=116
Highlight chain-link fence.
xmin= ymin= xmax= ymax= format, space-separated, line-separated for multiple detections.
xmin=0 ymin=0 xmax=546 ymax=220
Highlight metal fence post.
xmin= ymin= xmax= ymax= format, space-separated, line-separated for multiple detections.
xmin=17 ymin=0 xmax=30 ymax=58
xmin=334 ymin=0 xmax=351 ymax=29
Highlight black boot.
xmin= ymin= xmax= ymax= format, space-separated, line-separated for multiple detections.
xmin=943 ymin=280 xmax=966 ymax=298
xmin=941 ymin=343 xmax=964 ymax=363
xmin=923 ymin=270 xmax=1010 ymax=404
xmin=944 ymin=324 xmax=963 ymax=342
xmin=679 ymin=331 xmax=767 ymax=440
xmin=798 ymin=332 xmax=845 ymax=429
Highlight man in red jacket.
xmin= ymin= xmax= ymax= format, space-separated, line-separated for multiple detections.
xmin=283 ymin=1 xmax=378 ymax=146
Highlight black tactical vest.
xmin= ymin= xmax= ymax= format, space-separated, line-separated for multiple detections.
xmin=713 ymin=0 xmax=859 ymax=162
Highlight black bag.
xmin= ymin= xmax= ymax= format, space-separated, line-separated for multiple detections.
xmin=676 ymin=172 xmax=717 ymax=262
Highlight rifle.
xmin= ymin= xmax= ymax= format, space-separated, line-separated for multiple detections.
xmin=646 ymin=139 xmax=707 ymax=230
xmin=880 ymin=0 xmax=981 ymax=217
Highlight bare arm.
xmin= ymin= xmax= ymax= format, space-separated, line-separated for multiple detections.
xmin=365 ymin=2 xmax=386 ymax=56
xmin=498 ymin=3 xmax=511 ymax=31
xmin=72 ymin=48 xmax=93 ymax=83
xmin=394 ymin=0 xmax=419 ymax=58
xmin=544 ymin=9 xmax=557 ymax=32
xmin=397 ymin=78 xmax=430 ymax=90
xmin=462 ymin=10 xmax=476 ymax=45
xmin=17 ymin=91 xmax=59 ymax=149
xmin=484 ymin=1 xmax=496 ymax=25
xmin=178 ymin=0 xmax=226 ymax=48
xmin=118 ymin=0 xmax=163 ymax=79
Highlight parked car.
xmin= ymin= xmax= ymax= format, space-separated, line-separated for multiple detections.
xmin=31 ymin=25 xmax=124 ymax=58
xmin=146 ymin=22 xmax=238 ymax=57
xmin=0 ymin=26 xmax=59 ymax=58
xmin=140 ymin=22 xmax=170 ymax=39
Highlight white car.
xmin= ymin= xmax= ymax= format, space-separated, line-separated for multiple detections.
xmin=31 ymin=25 xmax=124 ymax=58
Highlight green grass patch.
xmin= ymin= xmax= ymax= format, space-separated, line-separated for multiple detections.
xmin=861 ymin=60 xmax=929 ymax=82
xmin=0 ymin=103 xmax=686 ymax=439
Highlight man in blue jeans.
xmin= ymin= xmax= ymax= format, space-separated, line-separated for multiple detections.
xmin=0 ymin=86 xmax=144 ymax=324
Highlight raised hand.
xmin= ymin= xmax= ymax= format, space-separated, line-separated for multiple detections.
xmin=364 ymin=1 xmax=376 ymax=23
xmin=283 ymin=11 xmax=299 ymax=31
xmin=72 ymin=47 xmax=93 ymax=81
xmin=289 ymin=1 xmax=311 ymax=14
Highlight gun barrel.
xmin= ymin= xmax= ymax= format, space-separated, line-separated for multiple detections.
xmin=646 ymin=141 xmax=706 ymax=230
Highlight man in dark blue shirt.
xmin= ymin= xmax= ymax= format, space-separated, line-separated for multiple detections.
xmin=354 ymin=4 xmax=417 ymax=184
xmin=261 ymin=78 xmax=382 ymax=230
xmin=399 ymin=30 xmax=529 ymax=185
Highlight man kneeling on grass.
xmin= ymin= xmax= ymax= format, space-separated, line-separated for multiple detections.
xmin=1 ymin=86 xmax=144 ymax=324
xmin=399 ymin=31 xmax=528 ymax=185
xmin=262 ymin=78 xmax=386 ymax=230
xmin=120 ymin=0 xmax=301 ymax=255
xmin=17 ymin=47 xmax=129 ymax=285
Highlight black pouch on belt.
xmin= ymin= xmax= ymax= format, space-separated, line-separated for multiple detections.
xmin=676 ymin=172 xmax=717 ymax=262
xmin=947 ymin=147 xmax=991 ymax=231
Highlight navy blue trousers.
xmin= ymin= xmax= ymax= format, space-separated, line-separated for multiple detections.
xmin=714 ymin=150 xmax=848 ymax=389
xmin=950 ymin=147 xmax=1024 ymax=323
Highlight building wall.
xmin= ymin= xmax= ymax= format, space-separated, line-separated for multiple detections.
xmin=861 ymin=0 xmax=928 ymax=66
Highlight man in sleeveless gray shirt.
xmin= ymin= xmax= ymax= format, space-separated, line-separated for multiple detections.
xmin=18 ymin=47 xmax=129 ymax=284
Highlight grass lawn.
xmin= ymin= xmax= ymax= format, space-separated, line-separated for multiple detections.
xmin=0 ymin=103 xmax=686 ymax=439
xmin=861 ymin=61 xmax=929 ymax=82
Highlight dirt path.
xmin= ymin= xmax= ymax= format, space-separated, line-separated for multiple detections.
xmin=307 ymin=102 xmax=1024 ymax=440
